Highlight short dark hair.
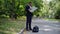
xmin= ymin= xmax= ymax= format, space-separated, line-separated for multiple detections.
xmin=29 ymin=2 xmax=32 ymax=4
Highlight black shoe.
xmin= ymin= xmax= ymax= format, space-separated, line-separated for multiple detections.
xmin=26 ymin=30 xmax=29 ymax=31
xmin=29 ymin=29 xmax=32 ymax=30
xmin=26 ymin=29 xmax=29 ymax=31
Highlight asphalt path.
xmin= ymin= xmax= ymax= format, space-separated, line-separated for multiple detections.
xmin=23 ymin=18 xmax=60 ymax=34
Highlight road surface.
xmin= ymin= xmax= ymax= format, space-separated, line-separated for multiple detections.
xmin=23 ymin=18 xmax=60 ymax=34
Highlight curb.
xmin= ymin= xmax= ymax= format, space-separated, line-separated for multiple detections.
xmin=17 ymin=28 xmax=25 ymax=34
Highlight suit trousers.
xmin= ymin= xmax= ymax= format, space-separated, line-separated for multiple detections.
xmin=26 ymin=15 xmax=32 ymax=30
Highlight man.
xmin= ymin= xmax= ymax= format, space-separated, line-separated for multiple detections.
xmin=25 ymin=2 xmax=33 ymax=31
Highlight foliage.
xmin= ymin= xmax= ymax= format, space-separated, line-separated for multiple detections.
xmin=0 ymin=0 xmax=60 ymax=19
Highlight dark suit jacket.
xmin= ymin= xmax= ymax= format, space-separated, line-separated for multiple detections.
xmin=25 ymin=5 xmax=33 ymax=16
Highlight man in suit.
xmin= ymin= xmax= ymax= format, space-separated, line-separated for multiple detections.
xmin=25 ymin=2 xmax=33 ymax=31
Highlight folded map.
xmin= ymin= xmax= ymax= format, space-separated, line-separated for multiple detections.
xmin=30 ymin=6 xmax=38 ymax=12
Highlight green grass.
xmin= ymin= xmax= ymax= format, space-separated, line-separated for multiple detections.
xmin=0 ymin=17 xmax=25 ymax=34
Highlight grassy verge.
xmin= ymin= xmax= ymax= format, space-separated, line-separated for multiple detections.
xmin=44 ymin=18 xmax=60 ymax=21
xmin=0 ymin=17 xmax=26 ymax=34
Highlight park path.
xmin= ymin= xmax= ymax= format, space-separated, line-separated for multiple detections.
xmin=23 ymin=18 xmax=60 ymax=34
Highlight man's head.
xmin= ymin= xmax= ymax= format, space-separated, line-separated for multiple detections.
xmin=28 ymin=2 xmax=32 ymax=6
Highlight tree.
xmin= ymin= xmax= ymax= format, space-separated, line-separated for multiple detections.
xmin=49 ymin=0 xmax=60 ymax=19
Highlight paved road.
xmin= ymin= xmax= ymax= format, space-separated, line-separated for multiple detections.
xmin=23 ymin=18 xmax=60 ymax=34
